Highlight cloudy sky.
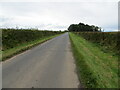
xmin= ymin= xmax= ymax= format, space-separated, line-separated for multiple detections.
xmin=0 ymin=0 xmax=119 ymax=31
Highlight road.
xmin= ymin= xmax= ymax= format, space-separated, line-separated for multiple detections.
xmin=2 ymin=33 xmax=79 ymax=88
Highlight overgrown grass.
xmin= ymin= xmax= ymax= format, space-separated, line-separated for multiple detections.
xmin=2 ymin=34 xmax=61 ymax=61
xmin=69 ymin=32 xmax=118 ymax=88
xmin=74 ymin=32 xmax=119 ymax=55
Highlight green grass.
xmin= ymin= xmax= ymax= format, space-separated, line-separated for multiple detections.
xmin=2 ymin=34 xmax=61 ymax=61
xmin=69 ymin=32 xmax=118 ymax=88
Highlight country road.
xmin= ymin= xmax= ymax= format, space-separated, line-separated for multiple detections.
xmin=2 ymin=33 xmax=79 ymax=88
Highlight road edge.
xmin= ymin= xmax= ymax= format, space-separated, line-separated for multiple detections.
xmin=2 ymin=34 xmax=63 ymax=62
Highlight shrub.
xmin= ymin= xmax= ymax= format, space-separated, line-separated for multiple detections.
xmin=2 ymin=29 xmax=62 ymax=51
xmin=74 ymin=32 xmax=119 ymax=54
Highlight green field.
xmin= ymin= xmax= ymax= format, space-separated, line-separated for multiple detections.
xmin=69 ymin=32 xmax=118 ymax=88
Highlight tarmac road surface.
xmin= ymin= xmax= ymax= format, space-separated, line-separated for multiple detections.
xmin=2 ymin=33 xmax=79 ymax=88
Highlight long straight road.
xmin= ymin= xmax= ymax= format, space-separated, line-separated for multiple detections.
xmin=2 ymin=33 xmax=79 ymax=88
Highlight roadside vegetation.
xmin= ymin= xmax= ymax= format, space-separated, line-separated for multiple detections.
xmin=69 ymin=32 xmax=118 ymax=88
xmin=75 ymin=32 xmax=119 ymax=55
xmin=2 ymin=29 xmax=64 ymax=61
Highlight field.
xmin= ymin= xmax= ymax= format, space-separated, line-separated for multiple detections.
xmin=69 ymin=32 xmax=118 ymax=88
xmin=2 ymin=29 xmax=63 ymax=61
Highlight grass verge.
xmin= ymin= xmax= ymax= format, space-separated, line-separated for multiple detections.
xmin=69 ymin=32 xmax=118 ymax=88
xmin=2 ymin=34 xmax=61 ymax=61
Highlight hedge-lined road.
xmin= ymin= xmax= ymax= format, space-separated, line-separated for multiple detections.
xmin=3 ymin=33 xmax=79 ymax=88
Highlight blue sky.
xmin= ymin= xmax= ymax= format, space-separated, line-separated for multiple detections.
xmin=0 ymin=0 xmax=119 ymax=31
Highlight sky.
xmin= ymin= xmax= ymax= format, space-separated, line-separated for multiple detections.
xmin=0 ymin=0 xmax=119 ymax=31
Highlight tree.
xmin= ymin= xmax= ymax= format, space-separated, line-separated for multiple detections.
xmin=68 ymin=24 xmax=78 ymax=32
xmin=68 ymin=22 xmax=101 ymax=32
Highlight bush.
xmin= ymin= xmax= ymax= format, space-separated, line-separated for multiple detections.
xmin=74 ymin=32 xmax=119 ymax=54
xmin=2 ymin=29 xmax=62 ymax=51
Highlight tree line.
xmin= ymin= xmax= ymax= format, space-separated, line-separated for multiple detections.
xmin=68 ymin=22 xmax=102 ymax=32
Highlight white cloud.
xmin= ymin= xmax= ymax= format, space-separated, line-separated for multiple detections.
xmin=0 ymin=1 xmax=118 ymax=31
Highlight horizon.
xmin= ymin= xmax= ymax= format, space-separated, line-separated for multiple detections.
xmin=0 ymin=0 xmax=119 ymax=32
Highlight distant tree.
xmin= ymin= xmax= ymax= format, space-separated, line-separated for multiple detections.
xmin=68 ymin=24 xmax=79 ymax=32
xmin=68 ymin=22 xmax=101 ymax=32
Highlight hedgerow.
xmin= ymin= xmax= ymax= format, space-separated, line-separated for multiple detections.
xmin=2 ymin=29 xmax=63 ymax=51
xmin=74 ymin=32 xmax=119 ymax=55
